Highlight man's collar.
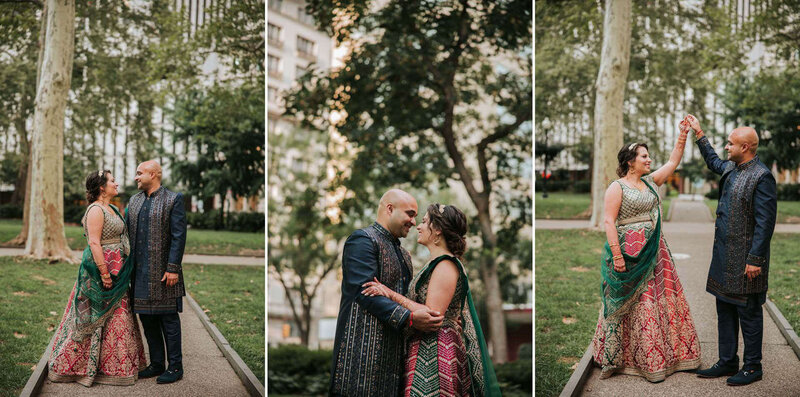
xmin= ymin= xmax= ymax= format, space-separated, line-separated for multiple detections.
xmin=372 ymin=222 xmax=400 ymax=245
xmin=737 ymin=155 xmax=758 ymax=171
xmin=145 ymin=185 xmax=164 ymax=198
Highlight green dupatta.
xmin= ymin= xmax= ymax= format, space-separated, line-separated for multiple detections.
xmin=69 ymin=204 xmax=133 ymax=341
xmin=414 ymin=255 xmax=502 ymax=397
xmin=600 ymin=177 xmax=662 ymax=320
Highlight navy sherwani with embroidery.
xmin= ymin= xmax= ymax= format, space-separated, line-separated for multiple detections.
xmin=697 ymin=136 xmax=777 ymax=306
xmin=329 ymin=222 xmax=412 ymax=397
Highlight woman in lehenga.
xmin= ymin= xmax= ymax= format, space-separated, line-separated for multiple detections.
xmin=48 ymin=170 xmax=146 ymax=386
xmin=591 ymin=122 xmax=702 ymax=382
xmin=362 ymin=203 xmax=502 ymax=396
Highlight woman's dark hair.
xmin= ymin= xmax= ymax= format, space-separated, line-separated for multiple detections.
xmin=85 ymin=170 xmax=111 ymax=203
xmin=616 ymin=143 xmax=649 ymax=177
xmin=426 ymin=203 xmax=468 ymax=258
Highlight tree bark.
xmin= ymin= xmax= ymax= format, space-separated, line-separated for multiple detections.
xmin=25 ymin=0 xmax=76 ymax=264
xmin=590 ymin=0 xmax=633 ymax=228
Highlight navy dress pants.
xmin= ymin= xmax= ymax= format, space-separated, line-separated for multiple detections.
xmin=716 ymin=296 xmax=763 ymax=370
xmin=139 ymin=313 xmax=183 ymax=370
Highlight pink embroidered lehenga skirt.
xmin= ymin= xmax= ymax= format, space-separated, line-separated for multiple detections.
xmin=404 ymin=325 xmax=471 ymax=396
xmin=47 ymin=281 xmax=146 ymax=386
xmin=592 ymin=235 xmax=702 ymax=382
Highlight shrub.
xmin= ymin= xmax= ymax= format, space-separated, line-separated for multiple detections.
xmin=495 ymin=358 xmax=533 ymax=393
xmin=227 ymin=211 xmax=265 ymax=232
xmin=64 ymin=205 xmax=85 ymax=224
xmin=705 ymin=187 xmax=719 ymax=200
xmin=267 ymin=344 xmax=332 ymax=395
xmin=0 ymin=204 xmax=22 ymax=219
xmin=777 ymin=183 xmax=800 ymax=201
xmin=187 ymin=210 xmax=223 ymax=230
xmin=187 ymin=210 xmax=264 ymax=232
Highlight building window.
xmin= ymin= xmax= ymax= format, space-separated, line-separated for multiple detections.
xmin=297 ymin=6 xmax=315 ymax=25
xmin=268 ymin=0 xmax=282 ymax=12
xmin=295 ymin=64 xmax=307 ymax=79
xmin=268 ymin=87 xmax=280 ymax=103
xmin=268 ymin=54 xmax=281 ymax=76
xmin=297 ymin=36 xmax=316 ymax=59
xmin=268 ymin=23 xmax=282 ymax=46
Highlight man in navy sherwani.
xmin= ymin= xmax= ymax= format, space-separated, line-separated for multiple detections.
xmin=126 ymin=160 xmax=187 ymax=384
xmin=329 ymin=189 xmax=444 ymax=397
xmin=688 ymin=115 xmax=777 ymax=386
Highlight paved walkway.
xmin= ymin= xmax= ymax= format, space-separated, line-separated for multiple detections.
xmin=0 ymin=248 xmax=264 ymax=266
xmin=573 ymin=199 xmax=800 ymax=396
xmin=38 ymin=296 xmax=251 ymax=396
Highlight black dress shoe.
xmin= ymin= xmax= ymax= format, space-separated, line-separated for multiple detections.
xmin=138 ymin=364 xmax=166 ymax=378
xmin=696 ymin=361 xmax=739 ymax=378
xmin=156 ymin=367 xmax=184 ymax=384
xmin=727 ymin=368 xmax=763 ymax=386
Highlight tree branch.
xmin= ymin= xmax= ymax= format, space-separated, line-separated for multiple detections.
xmin=272 ymin=268 xmax=305 ymax=340
xmin=437 ymin=0 xmax=481 ymax=203
xmin=475 ymin=106 xmax=531 ymax=197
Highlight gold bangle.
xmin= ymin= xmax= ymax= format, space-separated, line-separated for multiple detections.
xmin=608 ymin=243 xmax=619 ymax=247
xmin=612 ymin=255 xmax=623 ymax=260
xmin=101 ymin=273 xmax=111 ymax=280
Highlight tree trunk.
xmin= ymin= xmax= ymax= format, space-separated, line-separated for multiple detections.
xmin=590 ymin=0 xmax=633 ymax=228
xmin=475 ymin=203 xmax=508 ymax=364
xmin=25 ymin=0 xmax=77 ymax=264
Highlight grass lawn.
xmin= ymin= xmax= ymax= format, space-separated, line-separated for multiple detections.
xmin=184 ymin=264 xmax=265 ymax=386
xmin=535 ymin=229 xmax=605 ymax=397
xmin=0 ymin=219 xmax=264 ymax=256
xmin=535 ymin=193 xmax=591 ymax=220
xmin=705 ymin=200 xmax=800 ymax=223
xmin=0 ymin=257 xmax=263 ymax=395
xmin=766 ymin=234 xmax=800 ymax=333
xmin=535 ymin=193 xmax=672 ymax=222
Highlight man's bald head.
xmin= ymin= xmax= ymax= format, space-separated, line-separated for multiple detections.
xmin=135 ymin=160 xmax=163 ymax=194
xmin=139 ymin=160 xmax=163 ymax=180
xmin=730 ymin=127 xmax=759 ymax=154
xmin=376 ymin=189 xmax=418 ymax=238
xmin=725 ymin=126 xmax=759 ymax=164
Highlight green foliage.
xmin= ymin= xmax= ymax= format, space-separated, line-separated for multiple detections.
xmin=169 ymin=82 xmax=265 ymax=217
xmin=267 ymin=344 xmax=332 ymax=395
xmin=536 ymin=0 xmax=751 ymax=167
xmin=720 ymin=68 xmax=800 ymax=170
xmin=268 ymin=126 xmax=350 ymax=344
xmin=187 ymin=210 xmax=265 ymax=232
xmin=495 ymin=358 xmax=533 ymax=394
xmin=199 ymin=0 xmax=265 ymax=80
xmin=0 ymin=204 xmax=23 ymax=219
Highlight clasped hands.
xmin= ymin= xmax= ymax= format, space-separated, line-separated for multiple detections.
xmin=362 ymin=277 xmax=448 ymax=333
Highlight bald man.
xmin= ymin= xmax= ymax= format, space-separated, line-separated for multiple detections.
xmin=687 ymin=116 xmax=777 ymax=386
xmin=126 ymin=160 xmax=187 ymax=384
xmin=329 ymin=189 xmax=444 ymax=396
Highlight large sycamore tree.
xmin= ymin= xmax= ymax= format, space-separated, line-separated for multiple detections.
xmin=286 ymin=0 xmax=532 ymax=363
xmin=25 ymin=0 xmax=76 ymax=262
xmin=590 ymin=0 xmax=632 ymax=228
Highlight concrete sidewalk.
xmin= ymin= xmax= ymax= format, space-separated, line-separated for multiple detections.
xmin=37 ymin=296 xmax=251 ymax=396
xmin=0 ymin=248 xmax=264 ymax=266
xmin=579 ymin=199 xmax=800 ymax=396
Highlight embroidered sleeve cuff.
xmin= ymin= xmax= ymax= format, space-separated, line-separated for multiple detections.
xmin=696 ymin=136 xmax=710 ymax=146
xmin=746 ymin=254 xmax=766 ymax=267
xmin=166 ymin=263 xmax=182 ymax=273
xmin=388 ymin=304 xmax=411 ymax=330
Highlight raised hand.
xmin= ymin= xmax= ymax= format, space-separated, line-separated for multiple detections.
xmin=685 ymin=114 xmax=703 ymax=138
